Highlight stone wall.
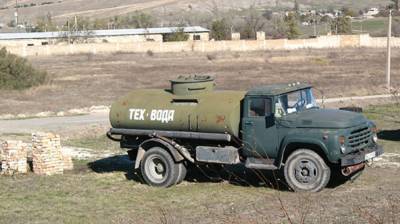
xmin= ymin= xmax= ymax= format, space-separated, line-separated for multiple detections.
xmin=0 ymin=140 xmax=28 ymax=175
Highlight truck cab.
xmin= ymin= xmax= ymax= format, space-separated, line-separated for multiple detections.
xmin=240 ymin=83 xmax=383 ymax=191
xmin=107 ymin=78 xmax=383 ymax=192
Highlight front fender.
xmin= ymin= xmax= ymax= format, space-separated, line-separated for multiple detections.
xmin=277 ymin=136 xmax=334 ymax=168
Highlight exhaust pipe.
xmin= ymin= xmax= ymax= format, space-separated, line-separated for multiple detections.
xmin=341 ymin=163 xmax=365 ymax=176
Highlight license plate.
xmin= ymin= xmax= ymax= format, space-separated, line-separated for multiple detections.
xmin=365 ymin=151 xmax=376 ymax=161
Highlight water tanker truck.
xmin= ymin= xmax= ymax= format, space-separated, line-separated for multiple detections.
xmin=107 ymin=76 xmax=383 ymax=192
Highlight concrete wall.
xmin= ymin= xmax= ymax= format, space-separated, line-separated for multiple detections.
xmin=187 ymin=32 xmax=209 ymax=41
xmin=0 ymin=32 xmax=207 ymax=47
xmin=2 ymin=34 xmax=400 ymax=57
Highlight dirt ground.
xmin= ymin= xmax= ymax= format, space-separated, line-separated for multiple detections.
xmin=0 ymin=48 xmax=399 ymax=115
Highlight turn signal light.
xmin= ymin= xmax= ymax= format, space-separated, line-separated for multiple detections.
xmin=339 ymin=136 xmax=345 ymax=145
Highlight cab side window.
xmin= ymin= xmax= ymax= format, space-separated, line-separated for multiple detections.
xmin=249 ymin=98 xmax=272 ymax=117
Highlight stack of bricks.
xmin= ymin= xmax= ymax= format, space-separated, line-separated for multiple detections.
xmin=0 ymin=140 xmax=28 ymax=175
xmin=32 ymin=132 xmax=65 ymax=175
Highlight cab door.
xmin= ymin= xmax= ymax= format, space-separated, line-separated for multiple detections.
xmin=242 ymin=97 xmax=278 ymax=158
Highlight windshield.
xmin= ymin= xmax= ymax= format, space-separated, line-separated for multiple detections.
xmin=275 ymin=88 xmax=317 ymax=117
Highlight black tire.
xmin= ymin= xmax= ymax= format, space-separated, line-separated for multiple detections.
xmin=175 ymin=162 xmax=187 ymax=185
xmin=284 ymin=149 xmax=331 ymax=192
xmin=140 ymin=147 xmax=180 ymax=187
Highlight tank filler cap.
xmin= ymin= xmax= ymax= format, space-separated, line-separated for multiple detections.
xmin=171 ymin=75 xmax=214 ymax=83
xmin=170 ymin=75 xmax=215 ymax=95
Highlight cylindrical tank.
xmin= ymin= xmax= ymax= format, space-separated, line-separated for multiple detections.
xmin=110 ymin=76 xmax=245 ymax=137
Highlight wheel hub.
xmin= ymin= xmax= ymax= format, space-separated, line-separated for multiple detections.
xmin=301 ymin=168 xmax=309 ymax=176
xmin=295 ymin=160 xmax=317 ymax=183
xmin=145 ymin=156 xmax=168 ymax=183
xmin=156 ymin=163 xmax=165 ymax=173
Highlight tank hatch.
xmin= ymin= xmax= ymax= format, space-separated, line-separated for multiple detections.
xmin=170 ymin=75 xmax=215 ymax=95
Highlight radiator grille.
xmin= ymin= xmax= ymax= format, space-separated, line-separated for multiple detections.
xmin=347 ymin=126 xmax=372 ymax=150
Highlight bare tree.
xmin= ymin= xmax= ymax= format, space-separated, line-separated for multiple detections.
xmin=241 ymin=4 xmax=266 ymax=39
xmin=205 ymin=0 xmax=221 ymax=18
xmin=391 ymin=0 xmax=399 ymax=11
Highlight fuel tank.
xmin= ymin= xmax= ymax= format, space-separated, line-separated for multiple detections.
xmin=110 ymin=76 xmax=246 ymax=137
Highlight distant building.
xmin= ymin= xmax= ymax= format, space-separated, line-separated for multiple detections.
xmin=325 ymin=13 xmax=336 ymax=19
xmin=0 ymin=26 xmax=210 ymax=47
xmin=363 ymin=8 xmax=380 ymax=18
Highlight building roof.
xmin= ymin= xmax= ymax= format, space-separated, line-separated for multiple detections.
xmin=246 ymin=83 xmax=312 ymax=96
xmin=0 ymin=26 xmax=209 ymax=40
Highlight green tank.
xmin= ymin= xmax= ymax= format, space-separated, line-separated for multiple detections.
xmin=110 ymin=76 xmax=246 ymax=137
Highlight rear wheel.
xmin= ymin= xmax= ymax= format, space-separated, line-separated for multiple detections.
xmin=284 ymin=149 xmax=331 ymax=192
xmin=140 ymin=147 xmax=179 ymax=187
xmin=175 ymin=162 xmax=187 ymax=184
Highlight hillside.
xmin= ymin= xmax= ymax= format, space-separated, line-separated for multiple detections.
xmin=0 ymin=0 xmax=392 ymax=26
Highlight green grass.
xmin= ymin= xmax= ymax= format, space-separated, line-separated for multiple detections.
xmin=364 ymin=103 xmax=400 ymax=129
xmin=364 ymin=103 xmax=400 ymax=154
xmin=63 ymin=134 xmax=121 ymax=152
xmin=0 ymin=113 xmax=88 ymax=121
xmin=302 ymin=0 xmax=390 ymax=10
xmin=0 ymin=170 xmax=273 ymax=223
xmin=352 ymin=17 xmax=389 ymax=36
xmin=299 ymin=23 xmax=330 ymax=38
xmin=299 ymin=17 xmax=398 ymax=38
xmin=0 ymin=133 xmax=32 ymax=142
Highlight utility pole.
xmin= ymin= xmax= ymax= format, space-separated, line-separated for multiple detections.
xmin=74 ymin=16 xmax=77 ymax=32
xmin=14 ymin=0 xmax=18 ymax=26
xmin=313 ymin=15 xmax=317 ymax=36
xmin=67 ymin=20 xmax=71 ymax=44
xmin=386 ymin=9 xmax=392 ymax=91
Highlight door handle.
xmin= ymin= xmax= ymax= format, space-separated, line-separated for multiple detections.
xmin=244 ymin=121 xmax=254 ymax=125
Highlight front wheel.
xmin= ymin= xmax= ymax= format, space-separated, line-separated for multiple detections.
xmin=140 ymin=147 xmax=180 ymax=187
xmin=284 ymin=149 xmax=331 ymax=192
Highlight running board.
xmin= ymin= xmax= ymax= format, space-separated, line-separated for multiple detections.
xmin=245 ymin=157 xmax=278 ymax=170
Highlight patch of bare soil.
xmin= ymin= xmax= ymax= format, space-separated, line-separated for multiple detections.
xmin=0 ymin=48 xmax=399 ymax=115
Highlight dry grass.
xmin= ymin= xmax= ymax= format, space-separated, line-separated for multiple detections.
xmin=0 ymin=48 xmax=399 ymax=115
xmin=0 ymin=104 xmax=399 ymax=223
xmin=0 ymin=162 xmax=398 ymax=223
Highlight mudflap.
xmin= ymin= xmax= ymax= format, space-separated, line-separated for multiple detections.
xmin=127 ymin=149 xmax=137 ymax=161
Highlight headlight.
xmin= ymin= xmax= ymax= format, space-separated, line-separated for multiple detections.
xmin=340 ymin=145 xmax=346 ymax=153
xmin=372 ymin=133 xmax=378 ymax=143
xmin=371 ymin=127 xmax=378 ymax=143
xmin=339 ymin=136 xmax=346 ymax=153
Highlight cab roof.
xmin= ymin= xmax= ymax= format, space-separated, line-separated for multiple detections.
xmin=246 ymin=83 xmax=312 ymax=96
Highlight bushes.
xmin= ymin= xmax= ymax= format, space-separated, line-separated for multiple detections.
xmin=0 ymin=48 xmax=48 ymax=90
xmin=163 ymin=28 xmax=189 ymax=42
xmin=211 ymin=19 xmax=230 ymax=40
xmin=331 ymin=16 xmax=352 ymax=35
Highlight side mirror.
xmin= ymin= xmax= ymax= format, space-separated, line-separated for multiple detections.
xmin=265 ymin=113 xmax=275 ymax=128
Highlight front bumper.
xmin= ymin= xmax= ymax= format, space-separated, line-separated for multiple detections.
xmin=340 ymin=144 xmax=384 ymax=166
